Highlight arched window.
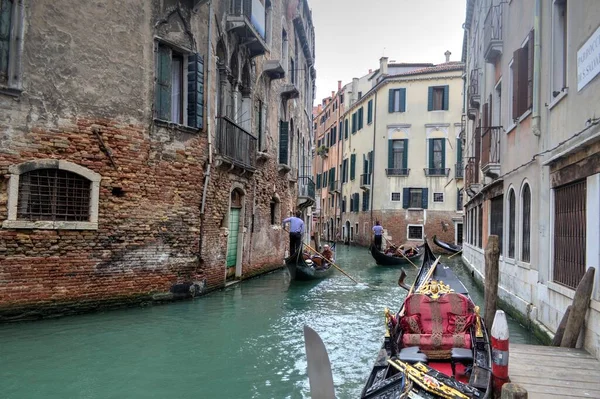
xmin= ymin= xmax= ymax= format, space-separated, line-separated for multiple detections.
xmin=3 ymin=160 xmax=101 ymax=230
xmin=521 ymin=183 xmax=531 ymax=262
xmin=508 ymin=189 xmax=516 ymax=258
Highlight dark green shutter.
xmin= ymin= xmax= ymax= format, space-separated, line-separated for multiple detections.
xmin=389 ymin=89 xmax=395 ymax=112
xmin=344 ymin=119 xmax=349 ymax=139
xmin=316 ymin=174 xmax=321 ymax=189
xmin=368 ymin=151 xmax=373 ymax=173
xmin=363 ymin=155 xmax=368 ymax=174
xmin=339 ymin=122 xmax=343 ymax=140
xmin=156 ymin=45 xmax=172 ymax=120
xmin=368 ymin=100 xmax=373 ymax=123
xmin=402 ymin=139 xmax=408 ymax=169
xmin=358 ymin=107 xmax=363 ymax=129
xmin=427 ymin=86 xmax=434 ymax=111
xmin=400 ymin=88 xmax=406 ymax=112
xmin=402 ymin=188 xmax=410 ymax=209
xmin=187 ymin=53 xmax=204 ymax=129
xmin=443 ymin=85 xmax=449 ymax=110
xmin=388 ymin=140 xmax=394 ymax=169
xmin=428 ymin=139 xmax=435 ymax=169
xmin=350 ymin=153 xmax=356 ymax=180
xmin=352 ymin=113 xmax=357 ymax=133
xmin=457 ymin=138 xmax=462 ymax=162
xmin=422 ymin=188 xmax=429 ymax=209
xmin=279 ymin=121 xmax=289 ymax=164
xmin=441 ymin=139 xmax=446 ymax=169
xmin=323 ymin=170 xmax=327 ymax=186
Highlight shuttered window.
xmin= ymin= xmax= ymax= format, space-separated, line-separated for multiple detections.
xmin=508 ymin=190 xmax=516 ymax=258
xmin=342 ymin=158 xmax=348 ymax=183
xmin=388 ymin=139 xmax=408 ymax=171
xmin=362 ymin=191 xmax=370 ymax=211
xmin=512 ymin=30 xmax=534 ymax=119
xmin=278 ymin=121 xmax=289 ymax=164
xmin=367 ymin=100 xmax=373 ymax=123
xmin=339 ymin=122 xmax=343 ymax=140
xmin=351 ymin=112 xmax=357 ymax=134
xmin=428 ymin=85 xmax=449 ymax=111
xmin=521 ymin=184 xmax=531 ymax=262
xmin=402 ymin=188 xmax=428 ymax=209
xmin=428 ymin=138 xmax=446 ymax=172
xmin=490 ymin=196 xmax=504 ymax=255
xmin=388 ymin=88 xmax=406 ymax=112
xmin=350 ymin=154 xmax=356 ymax=180
xmin=344 ymin=119 xmax=349 ymax=139
xmin=358 ymin=107 xmax=364 ymax=130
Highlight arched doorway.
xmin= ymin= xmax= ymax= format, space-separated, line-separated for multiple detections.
xmin=226 ymin=189 xmax=243 ymax=279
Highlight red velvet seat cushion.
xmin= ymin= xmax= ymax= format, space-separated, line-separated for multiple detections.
xmin=402 ymin=333 xmax=472 ymax=350
xmin=400 ymin=314 xmax=422 ymax=334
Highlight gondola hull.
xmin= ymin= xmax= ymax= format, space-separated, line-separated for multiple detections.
xmin=432 ymin=235 xmax=462 ymax=254
xmin=369 ymin=244 xmax=423 ymax=266
xmin=285 ymin=251 xmax=334 ymax=281
xmin=361 ymin=239 xmax=492 ymax=399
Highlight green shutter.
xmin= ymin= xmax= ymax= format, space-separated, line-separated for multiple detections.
xmin=422 ymin=188 xmax=429 ymax=209
xmin=363 ymin=154 xmax=368 ymax=174
xmin=344 ymin=119 xmax=349 ymax=139
xmin=402 ymin=139 xmax=408 ymax=169
xmin=368 ymin=151 xmax=373 ymax=174
xmin=457 ymin=138 xmax=462 ymax=163
xmin=388 ymin=140 xmax=394 ymax=169
xmin=402 ymin=188 xmax=410 ymax=209
xmin=187 ymin=53 xmax=204 ymax=129
xmin=443 ymin=85 xmax=449 ymax=110
xmin=323 ymin=170 xmax=328 ymax=186
xmin=389 ymin=89 xmax=395 ymax=112
xmin=279 ymin=121 xmax=289 ymax=164
xmin=352 ymin=112 xmax=357 ymax=133
xmin=428 ymin=139 xmax=434 ymax=169
xmin=350 ymin=153 xmax=356 ymax=180
xmin=441 ymin=139 xmax=446 ymax=169
xmin=400 ymin=88 xmax=406 ymax=112
xmin=316 ymin=173 xmax=321 ymax=189
xmin=156 ymin=44 xmax=172 ymax=121
xmin=368 ymin=100 xmax=373 ymax=123
xmin=427 ymin=86 xmax=434 ymax=111
xmin=339 ymin=122 xmax=343 ymax=140
xmin=358 ymin=107 xmax=363 ymax=129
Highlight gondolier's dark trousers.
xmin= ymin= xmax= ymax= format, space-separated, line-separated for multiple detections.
xmin=289 ymin=232 xmax=302 ymax=255
xmin=374 ymin=235 xmax=382 ymax=250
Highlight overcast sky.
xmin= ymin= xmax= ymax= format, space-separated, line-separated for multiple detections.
xmin=309 ymin=0 xmax=467 ymax=104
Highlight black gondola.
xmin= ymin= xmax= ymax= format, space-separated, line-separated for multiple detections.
xmin=285 ymin=249 xmax=334 ymax=281
xmin=433 ymin=235 xmax=462 ymax=254
xmin=361 ymin=239 xmax=492 ymax=399
xmin=369 ymin=243 xmax=423 ymax=266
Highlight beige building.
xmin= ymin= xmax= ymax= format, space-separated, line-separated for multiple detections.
xmin=462 ymin=0 xmax=600 ymax=358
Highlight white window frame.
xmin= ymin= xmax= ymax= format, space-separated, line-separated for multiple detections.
xmin=549 ymin=0 xmax=568 ymax=109
xmin=407 ymin=224 xmax=424 ymax=241
xmin=2 ymin=160 xmax=101 ymax=230
xmin=433 ymin=192 xmax=444 ymax=203
xmin=391 ymin=192 xmax=402 ymax=202
xmin=155 ymin=39 xmax=191 ymax=126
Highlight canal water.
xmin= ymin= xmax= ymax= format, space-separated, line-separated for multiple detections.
xmin=0 ymin=245 xmax=539 ymax=399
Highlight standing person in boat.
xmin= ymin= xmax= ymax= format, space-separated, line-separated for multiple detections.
xmin=282 ymin=210 xmax=305 ymax=256
xmin=372 ymin=221 xmax=384 ymax=251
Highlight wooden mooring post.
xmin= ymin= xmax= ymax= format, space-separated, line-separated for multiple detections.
xmin=484 ymin=235 xmax=500 ymax=335
xmin=560 ymin=267 xmax=596 ymax=348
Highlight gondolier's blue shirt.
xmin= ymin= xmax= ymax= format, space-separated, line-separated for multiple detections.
xmin=283 ymin=217 xmax=304 ymax=233
xmin=373 ymin=225 xmax=383 ymax=236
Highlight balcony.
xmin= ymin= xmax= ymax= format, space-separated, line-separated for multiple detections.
xmin=483 ymin=5 xmax=503 ymax=63
xmin=465 ymin=157 xmax=481 ymax=196
xmin=332 ymin=180 xmax=341 ymax=194
xmin=455 ymin=162 xmax=464 ymax=179
xmin=328 ymin=179 xmax=338 ymax=193
xmin=281 ymin=83 xmax=300 ymax=99
xmin=264 ymin=60 xmax=285 ymax=80
xmin=360 ymin=173 xmax=371 ymax=190
xmin=386 ymin=168 xmax=410 ymax=177
xmin=424 ymin=168 xmax=451 ymax=177
xmin=297 ymin=176 xmax=315 ymax=209
xmin=481 ymin=127 xmax=501 ymax=178
xmin=468 ymin=68 xmax=480 ymax=109
xmin=216 ymin=117 xmax=257 ymax=170
xmin=227 ymin=0 xmax=268 ymax=57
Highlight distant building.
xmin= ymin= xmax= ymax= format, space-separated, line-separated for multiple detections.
xmin=313 ymin=56 xmax=464 ymax=248
xmin=462 ymin=0 xmax=600 ymax=358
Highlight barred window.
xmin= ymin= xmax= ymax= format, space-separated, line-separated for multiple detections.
xmin=408 ymin=225 xmax=423 ymax=240
xmin=17 ymin=169 xmax=91 ymax=222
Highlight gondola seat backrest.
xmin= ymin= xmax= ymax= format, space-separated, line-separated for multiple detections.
xmin=400 ymin=292 xmax=475 ymax=353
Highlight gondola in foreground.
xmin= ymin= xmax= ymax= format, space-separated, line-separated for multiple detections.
xmin=361 ymin=239 xmax=492 ymax=399
xmin=285 ymin=248 xmax=334 ymax=281
xmin=369 ymin=243 xmax=423 ymax=266
xmin=433 ymin=235 xmax=463 ymax=254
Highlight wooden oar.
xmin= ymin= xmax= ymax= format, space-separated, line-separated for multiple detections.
xmin=400 ymin=256 xmax=441 ymax=316
xmin=302 ymin=242 xmax=360 ymax=284
xmin=304 ymin=326 xmax=336 ymax=399
xmin=448 ymin=250 xmax=463 ymax=259
xmin=383 ymin=236 xmax=419 ymax=269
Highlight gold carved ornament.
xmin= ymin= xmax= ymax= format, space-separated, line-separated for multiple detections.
xmin=416 ymin=280 xmax=454 ymax=300
xmin=474 ymin=306 xmax=484 ymax=338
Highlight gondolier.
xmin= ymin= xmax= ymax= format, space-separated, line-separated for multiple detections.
xmin=283 ymin=211 xmax=305 ymax=255
xmin=372 ymin=221 xmax=384 ymax=251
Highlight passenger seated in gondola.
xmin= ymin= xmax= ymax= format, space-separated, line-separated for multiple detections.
xmin=385 ymin=245 xmax=398 ymax=256
xmin=312 ymin=245 xmax=333 ymax=269
xmin=404 ymin=246 xmax=416 ymax=257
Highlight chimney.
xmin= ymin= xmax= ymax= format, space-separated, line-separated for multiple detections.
xmin=351 ymin=77 xmax=359 ymax=104
xmin=444 ymin=50 xmax=451 ymax=63
xmin=380 ymin=57 xmax=389 ymax=76
xmin=338 ymin=80 xmax=342 ymax=91
xmin=331 ymin=91 xmax=335 ymax=99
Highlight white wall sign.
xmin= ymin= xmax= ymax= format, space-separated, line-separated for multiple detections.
xmin=577 ymin=25 xmax=600 ymax=92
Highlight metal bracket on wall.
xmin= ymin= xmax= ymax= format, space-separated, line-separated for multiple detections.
xmin=92 ymin=127 xmax=118 ymax=170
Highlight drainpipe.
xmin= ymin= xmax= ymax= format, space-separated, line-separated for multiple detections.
xmin=532 ymin=0 xmax=542 ymax=136
xmin=200 ymin=0 xmax=213 ymax=215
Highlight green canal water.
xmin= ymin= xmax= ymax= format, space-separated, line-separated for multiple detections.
xmin=0 ymin=245 xmax=539 ymax=399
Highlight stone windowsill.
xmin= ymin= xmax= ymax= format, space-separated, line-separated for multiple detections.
xmin=2 ymin=220 xmax=99 ymax=230
xmin=0 ymin=85 xmax=22 ymax=98
xmin=153 ymin=119 xmax=201 ymax=134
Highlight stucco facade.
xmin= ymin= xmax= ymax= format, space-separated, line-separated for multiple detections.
xmin=462 ymin=0 xmax=600 ymax=358
xmin=0 ymin=0 xmax=316 ymax=320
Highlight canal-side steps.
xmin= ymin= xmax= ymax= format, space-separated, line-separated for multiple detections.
xmin=509 ymin=343 xmax=600 ymax=398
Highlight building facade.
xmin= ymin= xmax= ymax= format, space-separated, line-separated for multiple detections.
xmin=462 ymin=0 xmax=600 ymax=358
xmin=0 ymin=0 xmax=316 ymax=320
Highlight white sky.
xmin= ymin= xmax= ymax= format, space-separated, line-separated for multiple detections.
xmin=309 ymin=0 xmax=467 ymax=104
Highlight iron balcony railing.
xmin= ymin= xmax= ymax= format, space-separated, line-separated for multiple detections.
xmin=484 ymin=5 xmax=503 ymax=61
xmin=217 ymin=116 xmax=257 ymax=169
xmin=229 ymin=0 xmax=266 ymax=38
xmin=481 ymin=127 xmax=501 ymax=168
xmin=360 ymin=173 xmax=371 ymax=186
xmin=298 ymin=176 xmax=315 ymax=201
xmin=468 ymin=68 xmax=480 ymax=108
xmin=465 ymin=157 xmax=479 ymax=185
xmin=424 ymin=168 xmax=451 ymax=177
xmin=386 ymin=168 xmax=410 ymax=176
xmin=455 ymin=162 xmax=464 ymax=179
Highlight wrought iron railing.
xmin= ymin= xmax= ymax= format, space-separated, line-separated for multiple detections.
xmin=468 ymin=68 xmax=480 ymax=107
xmin=484 ymin=5 xmax=502 ymax=58
xmin=217 ymin=116 xmax=257 ymax=169
xmin=360 ymin=173 xmax=371 ymax=186
xmin=229 ymin=0 xmax=266 ymax=38
xmin=481 ymin=127 xmax=501 ymax=168
xmin=424 ymin=168 xmax=450 ymax=177
xmin=298 ymin=176 xmax=315 ymax=201
xmin=385 ymin=168 xmax=410 ymax=176
xmin=455 ymin=162 xmax=464 ymax=178
xmin=465 ymin=157 xmax=479 ymax=185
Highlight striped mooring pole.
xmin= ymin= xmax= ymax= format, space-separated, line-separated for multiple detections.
xmin=491 ymin=310 xmax=510 ymax=395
